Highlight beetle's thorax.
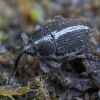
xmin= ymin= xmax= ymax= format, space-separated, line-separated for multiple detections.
xmin=32 ymin=28 xmax=56 ymax=57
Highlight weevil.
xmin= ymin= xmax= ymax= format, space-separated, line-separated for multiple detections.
xmin=15 ymin=15 xmax=99 ymax=81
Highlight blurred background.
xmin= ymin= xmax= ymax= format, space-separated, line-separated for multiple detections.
xmin=0 ymin=0 xmax=100 ymax=99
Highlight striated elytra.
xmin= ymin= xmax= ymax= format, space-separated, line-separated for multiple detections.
xmin=15 ymin=15 xmax=92 ymax=74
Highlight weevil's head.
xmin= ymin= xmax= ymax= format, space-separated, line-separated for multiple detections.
xmin=15 ymin=33 xmax=35 ymax=67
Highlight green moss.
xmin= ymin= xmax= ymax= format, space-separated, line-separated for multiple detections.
xmin=0 ymin=17 xmax=4 ymax=29
xmin=0 ymin=31 xmax=8 ymax=44
xmin=29 ymin=9 xmax=40 ymax=22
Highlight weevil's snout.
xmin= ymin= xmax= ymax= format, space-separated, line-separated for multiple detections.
xmin=15 ymin=50 xmax=25 ymax=67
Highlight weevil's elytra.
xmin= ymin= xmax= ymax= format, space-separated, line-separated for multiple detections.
xmin=43 ymin=18 xmax=91 ymax=56
xmin=15 ymin=15 xmax=92 ymax=74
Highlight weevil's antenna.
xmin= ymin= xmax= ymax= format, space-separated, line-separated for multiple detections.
xmin=0 ymin=49 xmax=25 ymax=85
xmin=21 ymin=33 xmax=29 ymax=43
xmin=0 ymin=50 xmax=10 ymax=54
xmin=0 ymin=49 xmax=18 ymax=85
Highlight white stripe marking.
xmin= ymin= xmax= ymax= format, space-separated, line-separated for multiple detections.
xmin=35 ymin=35 xmax=52 ymax=44
xmin=52 ymin=25 xmax=89 ymax=39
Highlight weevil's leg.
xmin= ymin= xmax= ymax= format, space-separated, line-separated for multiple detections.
xmin=39 ymin=59 xmax=49 ymax=73
xmin=76 ymin=54 xmax=100 ymax=66
xmin=47 ymin=60 xmax=61 ymax=72
xmin=66 ymin=54 xmax=77 ymax=61
xmin=82 ymin=58 xmax=100 ymax=74
xmin=57 ymin=69 xmax=69 ymax=84
xmin=47 ymin=60 xmax=61 ymax=69
xmin=82 ymin=59 xmax=100 ymax=84
xmin=67 ymin=54 xmax=100 ymax=63
xmin=47 ymin=60 xmax=68 ymax=84
xmin=67 ymin=54 xmax=100 ymax=66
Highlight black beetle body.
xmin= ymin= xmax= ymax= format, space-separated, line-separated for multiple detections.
xmin=15 ymin=15 xmax=92 ymax=73
xmin=33 ymin=17 xmax=91 ymax=58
